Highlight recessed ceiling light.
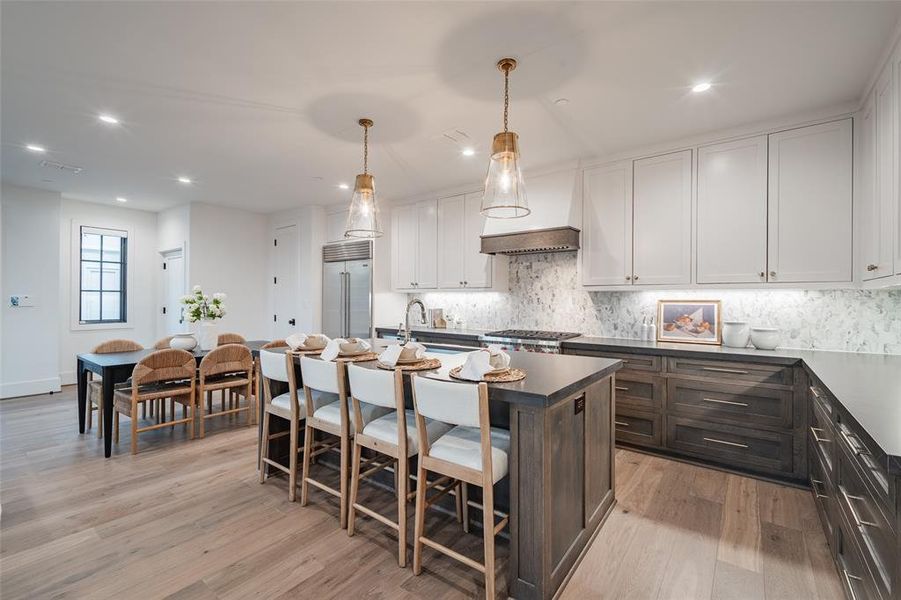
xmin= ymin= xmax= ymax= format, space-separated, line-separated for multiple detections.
xmin=26 ymin=144 xmax=46 ymax=153
xmin=461 ymin=147 xmax=475 ymax=156
xmin=98 ymin=114 xmax=120 ymax=125
xmin=116 ymin=197 xmax=128 ymax=203
xmin=177 ymin=176 xmax=192 ymax=184
xmin=338 ymin=183 xmax=350 ymax=190
xmin=553 ymin=98 xmax=570 ymax=106
xmin=692 ymin=82 xmax=712 ymax=93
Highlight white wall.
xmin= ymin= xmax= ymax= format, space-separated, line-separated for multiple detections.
xmin=1 ymin=183 xmax=62 ymax=397
xmin=189 ymin=202 xmax=268 ymax=339
xmin=58 ymin=198 xmax=159 ymax=384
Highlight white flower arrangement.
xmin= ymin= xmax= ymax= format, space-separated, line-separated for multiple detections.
xmin=181 ymin=285 xmax=227 ymax=322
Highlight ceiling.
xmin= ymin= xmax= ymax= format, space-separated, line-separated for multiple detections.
xmin=2 ymin=1 xmax=899 ymax=213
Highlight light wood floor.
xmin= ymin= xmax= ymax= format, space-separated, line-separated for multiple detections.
xmin=1 ymin=386 xmax=842 ymax=599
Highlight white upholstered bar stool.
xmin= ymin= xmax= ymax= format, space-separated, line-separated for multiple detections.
xmin=258 ymin=349 xmax=305 ymax=501
xmin=299 ymin=356 xmax=392 ymax=528
xmin=410 ymin=374 xmax=510 ymax=599
xmin=345 ymin=364 xmax=453 ymax=566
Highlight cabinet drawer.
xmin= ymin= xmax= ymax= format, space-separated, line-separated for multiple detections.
xmin=836 ymin=509 xmax=884 ymax=600
xmin=614 ymin=410 xmax=662 ymax=448
xmin=666 ymin=416 xmax=794 ymax=475
xmin=835 ymin=414 xmax=892 ymax=513
xmin=614 ymin=372 xmax=664 ymax=412
xmin=808 ymin=381 xmax=834 ymax=419
xmin=836 ymin=445 xmax=895 ymax=599
xmin=809 ymin=399 xmax=836 ymax=478
xmin=666 ymin=357 xmax=793 ymax=386
xmin=809 ymin=450 xmax=837 ymax=550
xmin=667 ymin=378 xmax=792 ymax=429
xmin=571 ymin=350 xmax=662 ymax=373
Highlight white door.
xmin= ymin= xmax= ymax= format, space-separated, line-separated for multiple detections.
xmin=768 ymin=120 xmax=852 ymax=283
xmin=437 ymin=195 xmax=465 ymax=288
xmin=697 ymin=136 xmax=768 ymax=284
xmin=859 ymin=90 xmax=882 ymax=281
xmin=161 ymin=250 xmax=185 ymax=334
xmin=416 ymin=199 xmax=438 ymax=289
xmin=463 ymin=192 xmax=492 ymax=288
xmin=872 ymin=63 xmax=896 ymax=279
xmin=632 ymin=150 xmax=692 ymax=286
xmin=273 ymin=224 xmax=299 ymax=338
xmin=582 ymin=161 xmax=633 ymax=286
xmin=392 ymin=205 xmax=417 ymax=290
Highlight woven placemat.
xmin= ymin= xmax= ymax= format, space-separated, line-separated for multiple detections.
xmin=449 ymin=366 xmax=526 ymax=383
xmin=376 ymin=357 xmax=441 ymax=371
xmin=286 ymin=348 xmax=323 ymax=356
xmin=335 ymin=351 xmax=380 ymax=363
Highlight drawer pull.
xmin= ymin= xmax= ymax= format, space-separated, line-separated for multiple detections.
xmin=810 ymin=478 xmax=829 ymax=499
xmin=615 ymin=386 xmax=630 ymax=392
xmin=702 ymin=397 xmax=749 ymax=407
xmin=614 ymin=420 xmax=630 ymax=427
xmin=809 ymin=385 xmax=823 ymax=399
xmin=701 ymin=366 xmax=750 ymax=375
xmin=839 ymin=429 xmax=869 ymax=456
xmin=842 ymin=569 xmax=863 ymax=600
xmin=840 ymin=487 xmax=878 ymax=528
xmin=810 ymin=427 xmax=832 ymax=444
xmin=702 ymin=436 xmax=749 ymax=449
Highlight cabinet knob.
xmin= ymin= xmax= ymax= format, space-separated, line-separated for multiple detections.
xmin=625 ymin=275 xmax=632 ymax=281
xmin=459 ymin=281 xmax=463 ymax=285
xmin=769 ymin=271 xmax=776 ymax=278
xmin=758 ymin=271 xmax=765 ymax=278
xmin=633 ymin=275 xmax=639 ymax=281
xmin=464 ymin=281 xmax=468 ymax=286
xmin=866 ymin=264 xmax=878 ymax=272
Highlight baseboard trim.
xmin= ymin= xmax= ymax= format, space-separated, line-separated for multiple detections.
xmin=59 ymin=370 xmax=76 ymax=386
xmin=1 ymin=377 xmax=62 ymax=399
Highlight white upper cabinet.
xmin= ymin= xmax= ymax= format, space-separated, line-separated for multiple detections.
xmin=893 ymin=49 xmax=901 ymax=276
xmin=391 ymin=199 xmax=437 ymax=290
xmin=437 ymin=195 xmax=465 ymax=288
xmin=697 ymin=136 xmax=768 ymax=284
xmin=632 ymin=150 xmax=692 ymax=286
xmin=325 ymin=209 xmax=349 ymax=243
xmin=582 ymin=161 xmax=633 ymax=286
xmin=463 ymin=192 xmax=492 ymax=288
xmin=858 ymin=89 xmax=885 ymax=281
xmin=768 ymin=119 xmax=852 ymax=283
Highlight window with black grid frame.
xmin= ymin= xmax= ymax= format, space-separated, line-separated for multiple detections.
xmin=79 ymin=226 xmax=127 ymax=324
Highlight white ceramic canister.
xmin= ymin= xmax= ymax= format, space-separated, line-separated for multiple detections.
xmin=750 ymin=327 xmax=780 ymax=351
xmin=722 ymin=321 xmax=751 ymax=348
xmin=196 ymin=320 xmax=219 ymax=351
xmin=169 ymin=333 xmax=198 ymax=351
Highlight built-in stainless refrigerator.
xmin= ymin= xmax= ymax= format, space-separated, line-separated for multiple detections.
xmin=322 ymin=240 xmax=373 ymax=339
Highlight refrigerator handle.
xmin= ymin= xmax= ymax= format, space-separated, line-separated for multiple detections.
xmin=344 ymin=271 xmax=351 ymax=337
xmin=339 ymin=271 xmax=346 ymax=338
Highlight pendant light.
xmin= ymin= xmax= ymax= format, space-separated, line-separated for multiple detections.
xmin=481 ymin=57 xmax=530 ymax=218
xmin=344 ymin=118 xmax=383 ymax=238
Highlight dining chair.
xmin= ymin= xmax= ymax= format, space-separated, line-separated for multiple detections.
xmin=345 ymin=364 xmax=453 ymax=566
xmin=153 ymin=336 xmax=174 ymax=350
xmin=86 ymin=339 xmax=144 ymax=437
xmin=197 ymin=344 xmax=255 ymax=438
xmin=112 ymin=349 xmax=196 ymax=454
xmin=258 ymin=349 xmax=307 ymax=500
xmin=211 ymin=333 xmax=246 ymax=412
xmin=217 ymin=332 xmax=246 ymax=346
xmin=410 ymin=374 xmax=510 ymax=599
xmin=299 ymin=356 xmax=392 ymax=527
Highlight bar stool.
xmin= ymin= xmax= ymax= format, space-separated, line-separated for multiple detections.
xmin=299 ymin=357 xmax=392 ymax=528
xmin=86 ymin=339 xmax=143 ymax=437
xmin=345 ymin=364 xmax=453 ymax=566
xmin=258 ymin=349 xmax=304 ymax=501
xmin=113 ymin=349 xmax=196 ymax=455
xmin=197 ymin=344 xmax=255 ymax=438
xmin=410 ymin=374 xmax=510 ymax=599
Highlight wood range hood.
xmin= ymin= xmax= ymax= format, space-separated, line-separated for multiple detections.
xmin=480 ymin=226 xmax=580 ymax=255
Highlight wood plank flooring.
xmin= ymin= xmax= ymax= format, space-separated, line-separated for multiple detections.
xmin=1 ymin=387 xmax=842 ymax=599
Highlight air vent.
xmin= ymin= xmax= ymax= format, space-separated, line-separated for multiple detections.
xmin=323 ymin=240 xmax=372 ymax=262
xmin=39 ymin=160 xmax=84 ymax=175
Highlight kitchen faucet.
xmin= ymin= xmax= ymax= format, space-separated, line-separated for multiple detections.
xmin=403 ymin=298 xmax=427 ymax=344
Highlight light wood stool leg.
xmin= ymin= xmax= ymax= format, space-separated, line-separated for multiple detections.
xmin=130 ymin=409 xmax=138 ymax=455
xmin=412 ymin=464 xmax=427 ymax=575
xmin=288 ymin=417 xmax=299 ymax=502
xmin=259 ymin=411 xmax=270 ymax=483
xmin=114 ymin=412 xmax=120 ymax=443
xmin=462 ymin=482 xmax=470 ymax=534
xmin=339 ymin=431 xmax=349 ymax=529
xmin=347 ymin=442 xmax=363 ymax=536
xmin=482 ymin=481 xmax=496 ymax=600
xmin=300 ymin=424 xmax=313 ymax=506
xmin=397 ymin=456 xmax=408 ymax=567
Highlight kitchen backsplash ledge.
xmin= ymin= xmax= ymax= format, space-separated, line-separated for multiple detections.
xmin=415 ymin=253 xmax=901 ymax=355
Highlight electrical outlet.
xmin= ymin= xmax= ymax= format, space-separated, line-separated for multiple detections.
xmin=9 ymin=295 xmax=35 ymax=307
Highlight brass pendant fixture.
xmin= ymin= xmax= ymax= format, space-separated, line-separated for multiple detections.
xmin=481 ymin=57 xmax=530 ymax=219
xmin=344 ymin=118 xmax=383 ymax=238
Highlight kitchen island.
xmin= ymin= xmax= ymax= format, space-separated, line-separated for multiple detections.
xmin=265 ymin=342 xmax=621 ymax=600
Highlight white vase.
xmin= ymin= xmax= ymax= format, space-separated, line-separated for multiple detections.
xmin=750 ymin=327 xmax=780 ymax=351
xmin=722 ymin=322 xmax=750 ymax=348
xmin=169 ymin=333 xmax=197 ymax=351
xmin=196 ymin=320 xmax=219 ymax=351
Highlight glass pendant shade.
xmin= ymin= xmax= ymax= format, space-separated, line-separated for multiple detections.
xmin=481 ymin=131 xmax=530 ymax=218
xmin=344 ymin=173 xmax=383 ymax=238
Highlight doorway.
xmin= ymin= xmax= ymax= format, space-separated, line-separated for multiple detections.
xmin=273 ymin=224 xmax=299 ymax=338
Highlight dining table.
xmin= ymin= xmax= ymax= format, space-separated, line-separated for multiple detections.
xmin=76 ymin=340 xmax=269 ymax=457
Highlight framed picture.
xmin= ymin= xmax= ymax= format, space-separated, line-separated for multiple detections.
xmin=656 ymin=300 xmax=722 ymax=345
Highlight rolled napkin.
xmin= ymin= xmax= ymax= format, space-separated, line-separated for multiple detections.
xmin=320 ymin=338 xmax=346 ymax=362
xmin=286 ymin=333 xmax=309 ymax=351
xmin=303 ymin=334 xmax=330 ymax=350
xmin=379 ymin=341 xmax=426 ymax=367
xmin=339 ymin=337 xmax=371 ymax=354
xmin=457 ymin=345 xmax=511 ymax=381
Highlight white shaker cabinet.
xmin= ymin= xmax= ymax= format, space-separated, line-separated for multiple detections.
xmin=767 ymin=119 xmax=852 ymax=283
xmin=437 ymin=192 xmax=493 ymax=289
xmin=696 ymin=136 xmax=768 ymax=284
xmin=582 ymin=161 xmax=633 ymax=286
xmin=632 ymin=150 xmax=692 ymax=286
xmin=463 ymin=192 xmax=492 ymax=288
xmin=391 ymin=200 xmax=437 ymax=290
xmin=325 ymin=209 xmax=349 ymax=243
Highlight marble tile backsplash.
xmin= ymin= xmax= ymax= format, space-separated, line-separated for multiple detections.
xmin=417 ymin=253 xmax=901 ymax=354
